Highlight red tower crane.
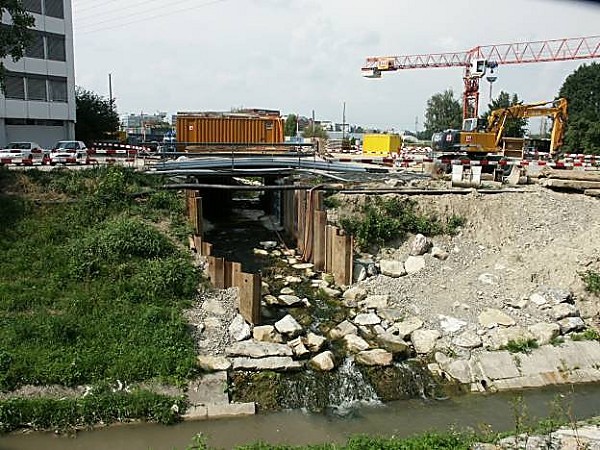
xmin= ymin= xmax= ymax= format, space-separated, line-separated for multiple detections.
xmin=362 ymin=36 xmax=600 ymax=120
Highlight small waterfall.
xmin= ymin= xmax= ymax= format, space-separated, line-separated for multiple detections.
xmin=327 ymin=357 xmax=379 ymax=415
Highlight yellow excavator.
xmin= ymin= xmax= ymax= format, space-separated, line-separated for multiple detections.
xmin=432 ymin=98 xmax=568 ymax=159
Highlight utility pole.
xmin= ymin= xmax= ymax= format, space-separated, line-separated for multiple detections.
xmin=414 ymin=116 xmax=418 ymax=135
xmin=342 ymin=101 xmax=346 ymax=141
xmin=108 ymin=73 xmax=113 ymax=106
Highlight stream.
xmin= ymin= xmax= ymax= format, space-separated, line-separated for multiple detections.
xmin=2 ymin=384 xmax=600 ymax=450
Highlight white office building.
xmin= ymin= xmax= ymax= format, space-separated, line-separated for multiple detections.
xmin=0 ymin=0 xmax=76 ymax=148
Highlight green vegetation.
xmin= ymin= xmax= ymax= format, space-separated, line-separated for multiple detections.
xmin=570 ymin=328 xmax=600 ymax=342
xmin=0 ymin=388 xmax=185 ymax=432
xmin=339 ymin=197 xmax=465 ymax=250
xmin=503 ymin=338 xmax=539 ymax=354
xmin=582 ymin=270 xmax=600 ymax=295
xmin=0 ymin=167 xmax=198 ymax=394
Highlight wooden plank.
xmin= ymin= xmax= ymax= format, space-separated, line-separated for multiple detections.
xmin=331 ymin=227 xmax=353 ymax=286
xmin=207 ymin=256 xmax=225 ymax=288
xmin=313 ymin=211 xmax=327 ymax=271
xmin=312 ymin=190 xmax=324 ymax=212
xmin=201 ymin=242 xmax=213 ymax=257
xmin=297 ymin=190 xmax=307 ymax=255
xmin=236 ymin=272 xmax=261 ymax=325
xmin=188 ymin=236 xmax=197 ymax=252
xmin=325 ymin=225 xmax=334 ymax=273
xmin=544 ymin=169 xmax=600 ymax=182
xmin=542 ymin=179 xmax=600 ymax=191
xmin=224 ymin=261 xmax=242 ymax=289
xmin=194 ymin=197 xmax=203 ymax=236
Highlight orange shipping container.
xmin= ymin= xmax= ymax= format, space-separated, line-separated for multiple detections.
xmin=176 ymin=114 xmax=284 ymax=145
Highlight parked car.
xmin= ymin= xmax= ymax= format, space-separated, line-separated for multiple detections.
xmin=0 ymin=141 xmax=46 ymax=160
xmin=49 ymin=141 xmax=88 ymax=165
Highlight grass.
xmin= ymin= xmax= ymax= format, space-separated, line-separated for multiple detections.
xmin=503 ymin=338 xmax=539 ymax=354
xmin=581 ymin=270 xmax=600 ymax=295
xmin=0 ymin=388 xmax=186 ymax=432
xmin=570 ymin=328 xmax=600 ymax=342
xmin=338 ymin=197 xmax=465 ymax=250
xmin=0 ymin=167 xmax=199 ymax=393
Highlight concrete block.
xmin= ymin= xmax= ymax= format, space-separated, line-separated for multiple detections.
xmin=207 ymin=402 xmax=256 ymax=419
xmin=183 ymin=405 xmax=208 ymax=421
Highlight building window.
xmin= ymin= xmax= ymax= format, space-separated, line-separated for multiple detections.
xmin=23 ymin=0 xmax=43 ymax=14
xmin=25 ymin=31 xmax=45 ymax=59
xmin=49 ymin=78 xmax=67 ymax=102
xmin=44 ymin=0 xmax=64 ymax=19
xmin=46 ymin=33 xmax=66 ymax=61
xmin=5 ymin=74 xmax=26 ymax=100
xmin=27 ymin=76 xmax=48 ymax=101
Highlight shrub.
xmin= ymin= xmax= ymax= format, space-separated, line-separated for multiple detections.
xmin=582 ymin=270 xmax=600 ymax=295
xmin=504 ymin=338 xmax=539 ymax=354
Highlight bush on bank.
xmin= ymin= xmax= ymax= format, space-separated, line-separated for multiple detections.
xmin=0 ymin=167 xmax=198 ymax=393
xmin=0 ymin=388 xmax=186 ymax=432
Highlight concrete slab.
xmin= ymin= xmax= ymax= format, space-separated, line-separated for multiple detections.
xmin=475 ymin=351 xmax=521 ymax=381
xmin=518 ymin=347 xmax=566 ymax=376
xmin=187 ymin=372 xmax=229 ymax=406
xmin=207 ymin=402 xmax=256 ymax=419
xmin=183 ymin=405 xmax=208 ymax=421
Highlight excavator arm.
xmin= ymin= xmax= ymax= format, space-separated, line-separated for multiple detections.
xmin=486 ymin=98 xmax=568 ymax=157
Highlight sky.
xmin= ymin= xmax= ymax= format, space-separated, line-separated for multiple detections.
xmin=72 ymin=0 xmax=600 ymax=132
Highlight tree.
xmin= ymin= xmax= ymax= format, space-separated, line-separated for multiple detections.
xmin=422 ymin=89 xmax=462 ymax=140
xmin=75 ymin=88 xmax=120 ymax=145
xmin=481 ymin=91 xmax=528 ymax=138
xmin=0 ymin=2 xmax=35 ymax=89
xmin=559 ymin=63 xmax=600 ymax=154
xmin=302 ymin=123 xmax=328 ymax=139
xmin=284 ymin=114 xmax=297 ymax=137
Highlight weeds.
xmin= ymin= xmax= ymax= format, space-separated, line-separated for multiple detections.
xmin=339 ymin=197 xmax=465 ymax=250
xmin=570 ymin=328 xmax=600 ymax=342
xmin=581 ymin=270 xmax=600 ymax=295
xmin=503 ymin=338 xmax=539 ymax=354
xmin=0 ymin=168 xmax=199 ymax=392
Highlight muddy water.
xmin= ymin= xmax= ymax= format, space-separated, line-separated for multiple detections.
xmin=2 ymin=384 xmax=600 ymax=450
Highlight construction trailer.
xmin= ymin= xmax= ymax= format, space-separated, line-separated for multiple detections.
xmin=175 ymin=110 xmax=285 ymax=153
xmin=362 ymin=133 xmax=402 ymax=156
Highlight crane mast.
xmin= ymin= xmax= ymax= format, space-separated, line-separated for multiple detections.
xmin=362 ymin=36 xmax=600 ymax=119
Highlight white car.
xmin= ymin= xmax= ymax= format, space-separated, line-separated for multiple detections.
xmin=48 ymin=141 xmax=88 ymax=165
xmin=0 ymin=141 xmax=46 ymax=160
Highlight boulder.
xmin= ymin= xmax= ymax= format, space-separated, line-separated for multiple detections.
xmin=253 ymin=249 xmax=269 ymax=256
xmin=353 ymin=264 xmax=367 ymax=283
xmin=528 ymin=322 xmax=561 ymax=345
xmin=410 ymin=234 xmax=431 ymax=256
xmin=505 ymin=297 xmax=528 ymax=309
xmin=309 ymin=351 xmax=335 ymax=371
xmin=478 ymin=308 xmax=516 ymax=328
xmin=376 ymin=332 xmax=410 ymax=356
xmin=197 ymin=355 xmax=232 ymax=372
xmin=484 ymin=326 xmax=535 ymax=350
xmin=478 ymin=273 xmax=498 ymax=285
xmin=439 ymin=315 xmax=467 ymax=334
xmin=277 ymin=295 xmax=304 ymax=307
xmin=233 ymin=356 xmax=302 ymax=371
xmin=530 ymin=292 xmax=548 ymax=306
xmin=263 ymin=295 xmax=279 ymax=306
xmin=378 ymin=308 xmax=405 ymax=323
xmin=545 ymin=288 xmax=573 ymax=305
xmin=253 ymin=325 xmax=283 ymax=343
xmin=431 ymin=246 xmax=449 ymax=260
xmin=305 ymin=332 xmax=327 ymax=353
xmin=280 ymin=287 xmax=295 ymax=295
xmin=359 ymin=294 xmax=389 ymax=310
xmin=379 ymin=259 xmax=407 ymax=278
xmin=274 ymin=314 xmax=303 ymax=337
xmin=558 ymin=317 xmax=585 ymax=334
xmin=292 ymin=263 xmax=314 ymax=270
xmin=285 ymin=276 xmax=303 ymax=284
xmin=343 ymin=334 xmax=370 ymax=353
xmin=452 ymin=330 xmax=482 ymax=349
xmin=353 ymin=312 xmax=382 ymax=326
xmin=321 ymin=287 xmax=342 ymax=297
xmin=260 ymin=241 xmax=278 ymax=250
xmin=404 ymin=256 xmax=425 ymax=274
xmin=288 ymin=337 xmax=310 ymax=358
xmin=389 ymin=316 xmax=424 ymax=339
xmin=329 ymin=320 xmax=358 ymax=340
xmin=227 ymin=341 xmax=293 ymax=358
xmin=551 ymin=303 xmax=578 ymax=320
xmin=355 ymin=349 xmax=393 ymax=366
xmin=229 ymin=314 xmax=251 ymax=342
xmin=411 ymin=329 xmax=441 ymax=354
xmin=342 ymin=285 xmax=368 ymax=307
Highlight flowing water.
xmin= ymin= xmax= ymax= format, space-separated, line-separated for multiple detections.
xmin=2 ymin=384 xmax=600 ymax=450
